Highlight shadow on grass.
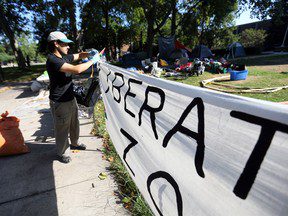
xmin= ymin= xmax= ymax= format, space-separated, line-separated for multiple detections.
xmin=231 ymin=54 xmax=288 ymax=67
xmin=2 ymin=65 xmax=46 ymax=82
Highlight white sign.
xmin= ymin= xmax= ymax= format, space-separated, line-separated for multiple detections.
xmin=98 ymin=62 xmax=288 ymax=216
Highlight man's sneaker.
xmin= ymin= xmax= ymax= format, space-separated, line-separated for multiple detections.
xmin=70 ymin=143 xmax=86 ymax=150
xmin=60 ymin=155 xmax=71 ymax=163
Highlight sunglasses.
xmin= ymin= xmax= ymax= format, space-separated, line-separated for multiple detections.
xmin=57 ymin=41 xmax=69 ymax=47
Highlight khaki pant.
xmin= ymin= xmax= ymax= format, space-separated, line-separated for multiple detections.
xmin=50 ymin=98 xmax=79 ymax=157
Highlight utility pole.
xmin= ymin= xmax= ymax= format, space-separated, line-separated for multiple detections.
xmin=280 ymin=23 xmax=288 ymax=48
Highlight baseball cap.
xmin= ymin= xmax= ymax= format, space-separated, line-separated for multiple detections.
xmin=47 ymin=31 xmax=73 ymax=43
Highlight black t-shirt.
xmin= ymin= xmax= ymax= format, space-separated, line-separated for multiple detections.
xmin=46 ymin=53 xmax=74 ymax=102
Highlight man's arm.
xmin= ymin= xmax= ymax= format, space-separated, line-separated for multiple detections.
xmin=73 ymin=52 xmax=89 ymax=61
xmin=59 ymin=60 xmax=94 ymax=74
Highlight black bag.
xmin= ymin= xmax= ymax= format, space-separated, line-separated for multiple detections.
xmin=73 ymin=66 xmax=101 ymax=107
xmin=73 ymin=84 xmax=86 ymax=105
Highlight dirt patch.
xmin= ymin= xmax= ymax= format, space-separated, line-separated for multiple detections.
xmin=226 ymin=75 xmax=260 ymax=85
xmin=249 ymin=64 xmax=288 ymax=73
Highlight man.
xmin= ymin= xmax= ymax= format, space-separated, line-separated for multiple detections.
xmin=46 ymin=31 xmax=100 ymax=163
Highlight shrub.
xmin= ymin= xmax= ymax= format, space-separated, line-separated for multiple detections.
xmin=240 ymin=28 xmax=267 ymax=48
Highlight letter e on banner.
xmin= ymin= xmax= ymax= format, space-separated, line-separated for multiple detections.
xmin=124 ymin=78 xmax=143 ymax=118
xmin=112 ymin=72 xmax=125 ymax=103
xmin=138 ymin=86 xmax=165 ymax=140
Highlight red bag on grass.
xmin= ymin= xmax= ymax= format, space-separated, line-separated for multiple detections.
xmin=0 ymin=111 xmax=29 ymax=156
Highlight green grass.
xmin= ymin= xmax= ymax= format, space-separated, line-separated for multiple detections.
xmin=225 ymin=69 xmax=288 ymax=102
xmin=1 ymin=64 xmax=46 ymax=82
xmin=92 ymin=100 xmax=153 ymax=216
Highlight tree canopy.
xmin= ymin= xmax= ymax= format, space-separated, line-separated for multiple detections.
xmin=0 ymin=0 xmax=285 ymax=63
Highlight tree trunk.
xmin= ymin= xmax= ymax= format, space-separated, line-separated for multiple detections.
xmin=145 ymin=1 xmax=156 ymax=58
xmin=67 ymin=0 xmax=78 ymax=52
xmin=0 ymin=8 xmax=27 ymax=69
xmin=146 ymin=20 xmax=155 ymax=58
xmin=103 ymin=0 xmax=112 ymax=60
xmin=281 ymin=23 xmax=288 ymax=47
xmin=113 ymin=31 xmax=117 ymax=60
xmin=140 ymin=0 xmax=172 ymax=58
xmin=0 ymin=8 xmax=26 ymax=69
xmin=139 ymin=31 xmax=143 ymax=50
xmin=171 ymin=0 xmax=177 ymax=36
xmin=199 ymin=18 xmax=204 ymax=44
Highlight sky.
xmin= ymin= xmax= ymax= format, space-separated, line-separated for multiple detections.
xmin=235 ymin=9 xmax=260 ymax=25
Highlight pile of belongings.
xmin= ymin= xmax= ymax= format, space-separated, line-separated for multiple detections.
xmin=192 ymin=58 xmax=205 ymax=76
xmin=158 ymin=52 xmax=248 ymax=78
xmin=141 ymin=58 xmax=153 ymax=72
xmin=121 ymin=56 xmax=161 ymax=75
xmin=150 ymin=62 xmax=163 ymax=77
xmin=139 ymin=58 xmax=163 ymax=76
xmin=203 ymin=58 xmax=230 ymax=74
xmin=229 ymin=63 xmax=246 ymax=71
xmin=159 ymin=59 xmax=169 ymax=67
xmin=126 ymin=67 xmax=144 ymax=74
xmin=173 ymin=58 xmax=205 ymax=76
xmin=164 ymin=71 xmax=182 ymax=77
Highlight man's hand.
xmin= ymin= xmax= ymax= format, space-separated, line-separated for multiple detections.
xmin=79 ymin=52 xmax=89 ymax=59
xmin=90 ymin=53 xmax=100 ymax=64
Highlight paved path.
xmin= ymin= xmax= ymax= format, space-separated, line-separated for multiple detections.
xmin=0 ymin=82 xmax=130 ymax=216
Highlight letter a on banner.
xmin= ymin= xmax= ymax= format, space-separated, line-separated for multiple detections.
xmin=163 ymin=97 xmax=205 ymax=178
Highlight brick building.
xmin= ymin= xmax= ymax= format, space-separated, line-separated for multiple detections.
xmin=235 ymin=19 xmax=288 ymax=50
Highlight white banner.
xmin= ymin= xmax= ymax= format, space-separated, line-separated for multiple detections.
xmin=98 ymin=62 xmax=288 ymax=216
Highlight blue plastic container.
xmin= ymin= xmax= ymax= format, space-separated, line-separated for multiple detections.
xmin=229 ymin=69 xmax=248 ymax=81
